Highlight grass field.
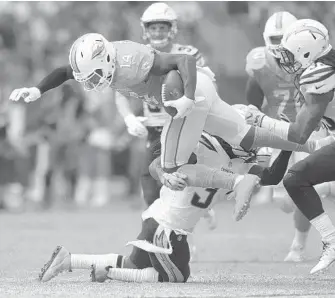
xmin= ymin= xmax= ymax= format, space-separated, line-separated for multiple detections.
xmin=2 ymin=199 xmax=335 ymax=298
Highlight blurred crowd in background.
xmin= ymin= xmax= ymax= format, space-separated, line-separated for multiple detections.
xmin=0 ymin=1 xmax=335 ymax=212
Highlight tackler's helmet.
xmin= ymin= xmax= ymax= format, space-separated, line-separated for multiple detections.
xmin=69 ymin=33 xmax=117 ymax=92
xmin=263 ymin=11 xmax=297 ymax=59
xmin=141 ymin=2 xmax=178 ymax=49
xmin=279 ymin=19 xmax=331 ymax=73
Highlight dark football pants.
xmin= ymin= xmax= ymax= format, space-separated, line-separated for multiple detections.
xmin=129 ymin=218 xmax=190 ymax=283
xmin=283 ymin=142 xmax=335 ymax=221
xmin=141 ymin=128 xmax=162 ymax=206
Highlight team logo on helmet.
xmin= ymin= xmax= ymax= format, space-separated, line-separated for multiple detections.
xmin=91 ymin=39 xmax=105 ymax=59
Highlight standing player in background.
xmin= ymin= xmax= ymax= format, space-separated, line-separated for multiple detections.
xmin=246 ymin=12 xmax=335 ymax=262
xmin=114 ymin=2 xmax=216 ymax=259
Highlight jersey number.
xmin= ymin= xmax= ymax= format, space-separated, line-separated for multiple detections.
xmin=191 ymin=188 xmax=218 ymax=209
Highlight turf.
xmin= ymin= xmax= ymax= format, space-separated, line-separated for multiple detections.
xmin=1 ymin=199 xmax=335 ymax=298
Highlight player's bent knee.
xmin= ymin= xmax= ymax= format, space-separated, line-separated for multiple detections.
xmin=283 ymin=171 xmax=303 ymax=192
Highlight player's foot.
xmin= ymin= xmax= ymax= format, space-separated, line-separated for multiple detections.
xmin=310 ymin=241 xmax=335 ymax=274
xmin=231 ymin=174 xmax=260 ymax=221
xmin=204 ymin=208 xmax=217 ymax=230
xmin=190 ymin=245 xmax=198 ymax=263
xmin=284 ymin=245 xmax=306 ymax=262
xmin=315 ymin=135 xmax=335 ymax=150
xmin=39 ymin=246 xmax=71 ymax=282
xmin=90 ymin=264 xmax=110 ymax=283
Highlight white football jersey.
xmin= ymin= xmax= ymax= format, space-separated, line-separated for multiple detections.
xmin=299 ymin=61 xmax=335 ymax=120
xmin=142 ymin=132 xmax=256 ymax=234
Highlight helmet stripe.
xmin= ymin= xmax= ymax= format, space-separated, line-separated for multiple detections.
xmin=275 ymin=12 xmax=283 ymax=30
xmin=69 ymin=39 xmax=81 ymax=73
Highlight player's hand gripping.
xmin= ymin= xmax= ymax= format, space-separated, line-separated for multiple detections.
xmin=124 ymin=114 xmax=148 ymax=138
xmin=245 ymin=104 xmax=266 ymax=127
xmin=161 ymin=172 xmax=188 ymax=191
xmin=164 ymin=96 xmax=195 ymax=119
xmin=9 ymin=87 xmax=41 ymax=103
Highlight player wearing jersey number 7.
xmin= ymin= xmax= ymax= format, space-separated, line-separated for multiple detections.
xmin=9 ymin=30 xmax=334 ymax=221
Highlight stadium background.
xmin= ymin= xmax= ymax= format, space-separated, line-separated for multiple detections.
xmin=2 ymin=2 xmax=335 ymax=297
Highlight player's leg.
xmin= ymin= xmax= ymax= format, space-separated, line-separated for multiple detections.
xmin=161 ymin=71 xmax=260 ymax=221
xmin=285 ymin=209 xmax=311 ymax=262
xmin=141 ymin=129 xmax=162 ymax=206
xmin=39 ymin=245 xmax=128 ymax=282
xmin=148 ymin=222 xmax=190 ymax=282
xmin=285 ymin=127 xmax=332 ymax=262
xmin=106 ymin=218 xmax=190 ymax=283
xmin=283 ymin=142 xmax=335 ymax=274
xmin=203 ymin=98 xmax=323 ymax=155
xmin=39 ymin=216 xmax=157 ymax=282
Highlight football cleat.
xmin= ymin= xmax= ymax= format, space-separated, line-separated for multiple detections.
xmin=310 ymin=241 xmax=335 ymax=274
xmin=91 ymin=264 xmax=111 ymax=283
xmin=39 ymin=246 xmax=71 ymax=282
xmin=231 ymin=174 xmax=260 ymax=221
xmin=284 ymin=245 xmax=306 ymax=262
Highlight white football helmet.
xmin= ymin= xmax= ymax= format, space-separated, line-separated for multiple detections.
xmin=263 ymin=11 xmax=297 ymax=58
xmin=69 ymin=33 xmax=117 ymax=92
xmin=279 ymin=19 xmax=332 ymax=73
xmin=141 ymin=2 xmax=178 ymax=48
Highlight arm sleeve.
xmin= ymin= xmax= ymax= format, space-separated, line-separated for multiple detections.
xmin=248 ymin=150 xmax=292 ymax=186
xmin=36 ymin=65 xmax=74 ymax=94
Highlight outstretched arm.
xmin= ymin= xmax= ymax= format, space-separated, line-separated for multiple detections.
xmin=10 ymin=65 xmax=74 ymax=103
xmin=248 ymin=150 xmax=293 ymax=186
xmin=260 ymin=91 xmax=333 ymax=144
xmin=37 ymin=65 xmax=74 ymax=94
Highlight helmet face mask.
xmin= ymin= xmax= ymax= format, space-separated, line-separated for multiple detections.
xmin=141 ymin=3 xmax=178 ymax=49
xmin=69 ymin=33 xmax=116 ymax=92
xmin=276 ymin=47 xmax=302 ymax=74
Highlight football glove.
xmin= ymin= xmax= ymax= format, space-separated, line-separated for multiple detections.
xmin=161 ymin=172 xmax=188 ymax=191
xmin=9 ymin=87 xmax=41 ymax=103
xmin=245 ymin=104 xmax=266 ymax=127
xmin=124 ymin=114 xmax=148 ymax=138
xmin=164 ymin=96 xmax=195 ymax=119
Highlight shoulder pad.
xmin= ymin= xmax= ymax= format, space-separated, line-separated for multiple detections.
xmin=245 ymin=47 xmax=267 ymax=77
xmin=175 ymin=44 xmax=199 ymax=56
xmin=300 ymin=62 xmax=335 ymax=94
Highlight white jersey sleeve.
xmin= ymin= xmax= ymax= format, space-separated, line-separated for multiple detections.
xmin=299 ymin=62 xmax=335 ymax=94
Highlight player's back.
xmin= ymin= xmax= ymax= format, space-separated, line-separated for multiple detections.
xmin=144 ymin=132 xmax=255 ymax=234
xmin=246 ymin=46 xmax=301 ymax=121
